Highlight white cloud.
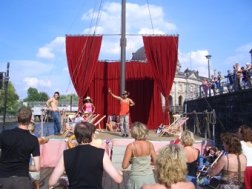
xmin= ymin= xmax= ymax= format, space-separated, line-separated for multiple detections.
xmin=81 ymin=2 xmax=177 ymax=60
xmin=36 ymin=2 xmax=177 ymax=61
xmin=5 ymin=60 xmax=55 ymax=98
xmin=37 ymin=47 xmax=55 ymax=59
xmin=36 ymin=37 xmax=65 ymax=59
xmin=24 ymin=77 xmax=51 ymax=89
xmin=11 ymin=60 xmax=54 ymax=76
xmin=224 ymin=43 xmax=252 ymax=67
xmin=179 ymin=50 xmax=210 ymax=77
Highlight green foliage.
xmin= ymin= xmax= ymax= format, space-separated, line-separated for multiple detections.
xmin=0 ymin=82 xmax=20 ymax=115
xmin=39 ymin=92 xmax=49 ymax=101
xmin=23 ymin=87 xmax=49 ymax=102
xmin=60 ymin=94 xmax=79 ymax=104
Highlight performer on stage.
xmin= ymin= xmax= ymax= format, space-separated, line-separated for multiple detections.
xmin=46 ymin=91 xmax=61 ymax=135
xmin=82 ymin=96 xmax=95 ymax=114
xmin=108 ymin=88 xmax=135 ymax=137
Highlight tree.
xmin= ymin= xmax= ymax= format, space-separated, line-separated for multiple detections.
xmin=60 ymin=94 xmax=79 ymax=105
xmin=39 ymin=92 xmax=49 ymax=101
xmin=24 ymin=88 xmax=40 ymax=101
xmin=0 ymin=82 xmax=19 ymax=114
xmin=24 ymin=87 xmax=49 ymax=102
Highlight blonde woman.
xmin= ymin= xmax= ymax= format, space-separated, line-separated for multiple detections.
xmin=142 ymin=144 xmax=195 ymax=189
xmin=122 ymin=122 xmax=156 ymax=189
xmin=180 ymin=130 xmax=199 ymax=185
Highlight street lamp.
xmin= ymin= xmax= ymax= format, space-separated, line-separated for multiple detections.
xmin=249 ymin=49 xmax=252 ymax=64
xmin=205 ymin=55 xmax=212 ymax=96
xmin=1 ymin=62 xmax=10 ymax=131
xmin=205 ymin=55 xmax=212 ymax=79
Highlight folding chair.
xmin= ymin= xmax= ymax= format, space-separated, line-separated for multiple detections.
xmin=159 ymin=117 xmax=189 ymax=137
xmin=94 ymin=115 xmax=106 ymax=131
xmin=106 ymin=115 xmax=120 ymax=132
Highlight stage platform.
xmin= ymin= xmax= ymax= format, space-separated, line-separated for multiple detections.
xmin=40 ymin=130 xmax=209 ymax=168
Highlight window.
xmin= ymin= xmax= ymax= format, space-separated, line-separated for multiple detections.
xmin=178 ymin=96 xmax=183 ymax=106
xmin=169 ymin=95 xmax=173 ymax=106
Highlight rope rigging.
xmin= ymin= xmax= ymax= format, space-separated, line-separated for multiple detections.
xmin=65 ymin=0 xmax=104 ymax=94
xmin=146 ymin=0 xmax=155 ymax=34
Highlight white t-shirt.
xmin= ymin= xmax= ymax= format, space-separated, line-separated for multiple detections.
xmin=241 ymin=140 xmax=252 ymax=166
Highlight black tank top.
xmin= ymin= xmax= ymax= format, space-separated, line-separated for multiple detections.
xmin=64 ymin=144 xmax=104 ymax=189
xmin=186 ymin=149 xmax=199 ymax=176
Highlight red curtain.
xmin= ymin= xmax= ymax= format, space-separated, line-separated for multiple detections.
xmin=86 ymin=61 xmax=163 ymax=129
xmin=143 ymin=36 xmax=178 ymax=124
xmin=65 ymin=35 xmax=102 ymax=108
xmin=66 ymin=35 xmax=178 ymax=129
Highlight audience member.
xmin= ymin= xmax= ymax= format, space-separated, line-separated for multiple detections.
xmin=238 ymin=125 xmax=252 ymax=189
xmin=224 ymin=70 xmax=234 ymax=93
xmin=204 ymin=146 xmax=219 ymax=164
xmin=233 ymin=63 xmax=242 ymax=91
xmin=246 ymin=63 xmax=252 ymax=86
xmin=201 ymin=79 xmax=209 ymax=97
xmin=28 ymin=122 xmax=49 ymax=189
xmin=210 ymin=75 xmax=217 ymax=95
xmin=49 ymin=122 xmax=122 ymax=189
xmin=208 ymin=132 xmax=246 ymax=189
xmin=122 ymin=122 xmax=157 ymax=189
xmin=241 ymin=67 xmax=250 ymax=89
xmin=0 ymin=107 xmax=40 ymax=189
xmin=73 ymin=111 xmax=84 ymax=123
xmin=180 ymin=130 xmax=199 ymax=185
xmin=141 ymin=144 xmax=195 ymax=189
xmin=82 ymin=111 xmax=91 ymax=122
xmin=106 ymin=115 xmax=119 ymax=132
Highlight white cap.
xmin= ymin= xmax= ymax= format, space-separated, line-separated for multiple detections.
xmin=85 ymin=96 xmax=91 ymax=100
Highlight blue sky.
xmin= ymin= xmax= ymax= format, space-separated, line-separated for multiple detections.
xmin=0 ymin=0 xmax=251 ymax=99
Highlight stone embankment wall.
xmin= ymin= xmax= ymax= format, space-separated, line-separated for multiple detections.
xmin=184 ymin=88 xmax=252 ymax=143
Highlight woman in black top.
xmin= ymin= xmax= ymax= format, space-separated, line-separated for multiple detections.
xmin=49 ymin=122 xmax=122 ymax=189
xmin=181 ymin=130 xmax=199 ymax=185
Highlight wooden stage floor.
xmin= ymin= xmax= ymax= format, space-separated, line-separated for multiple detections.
xmin=46 ymin=129 xmax=205 ymax=142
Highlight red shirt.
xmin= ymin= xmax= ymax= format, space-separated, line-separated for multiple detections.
xmin=119 ymin=99 xmax=130 ymax=115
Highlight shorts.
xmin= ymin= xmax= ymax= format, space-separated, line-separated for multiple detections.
xmin=29 ymin=171 xmax=40 ymax=181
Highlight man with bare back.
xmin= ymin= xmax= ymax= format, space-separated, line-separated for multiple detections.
xmin=46 ymin=91 xmax=61 ymax=135
xmin=108 ymin=89 xmax=135 ymax=137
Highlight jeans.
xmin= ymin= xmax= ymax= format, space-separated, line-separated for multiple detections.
xmin=51 ymin=111 xmax=61 ymax=135
xmin=119 ymin=115 xmax=129 ymax=135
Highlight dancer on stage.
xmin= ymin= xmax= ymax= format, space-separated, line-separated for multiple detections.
xmin=108 ymin=88 xmax=135 ymax=137
xmin=82 ymin=96 xmax=95 ymax=114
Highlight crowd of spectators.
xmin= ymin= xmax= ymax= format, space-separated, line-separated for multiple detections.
xmin=201 ymin=62 xmax=252 ymax=97
xmin=1 ymin=107 xmax=251 ymax=189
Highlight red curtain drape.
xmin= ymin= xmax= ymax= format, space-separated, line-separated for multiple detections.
xmin=65 ymin=35 xmax=102 ymax=109
xmin=66 ymin=35 xmax=178 ymax=129
xmin=86 ymin=61 xmax=163 ymax=129
xmin=143 ymin=36 xmax=178 ymax=124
